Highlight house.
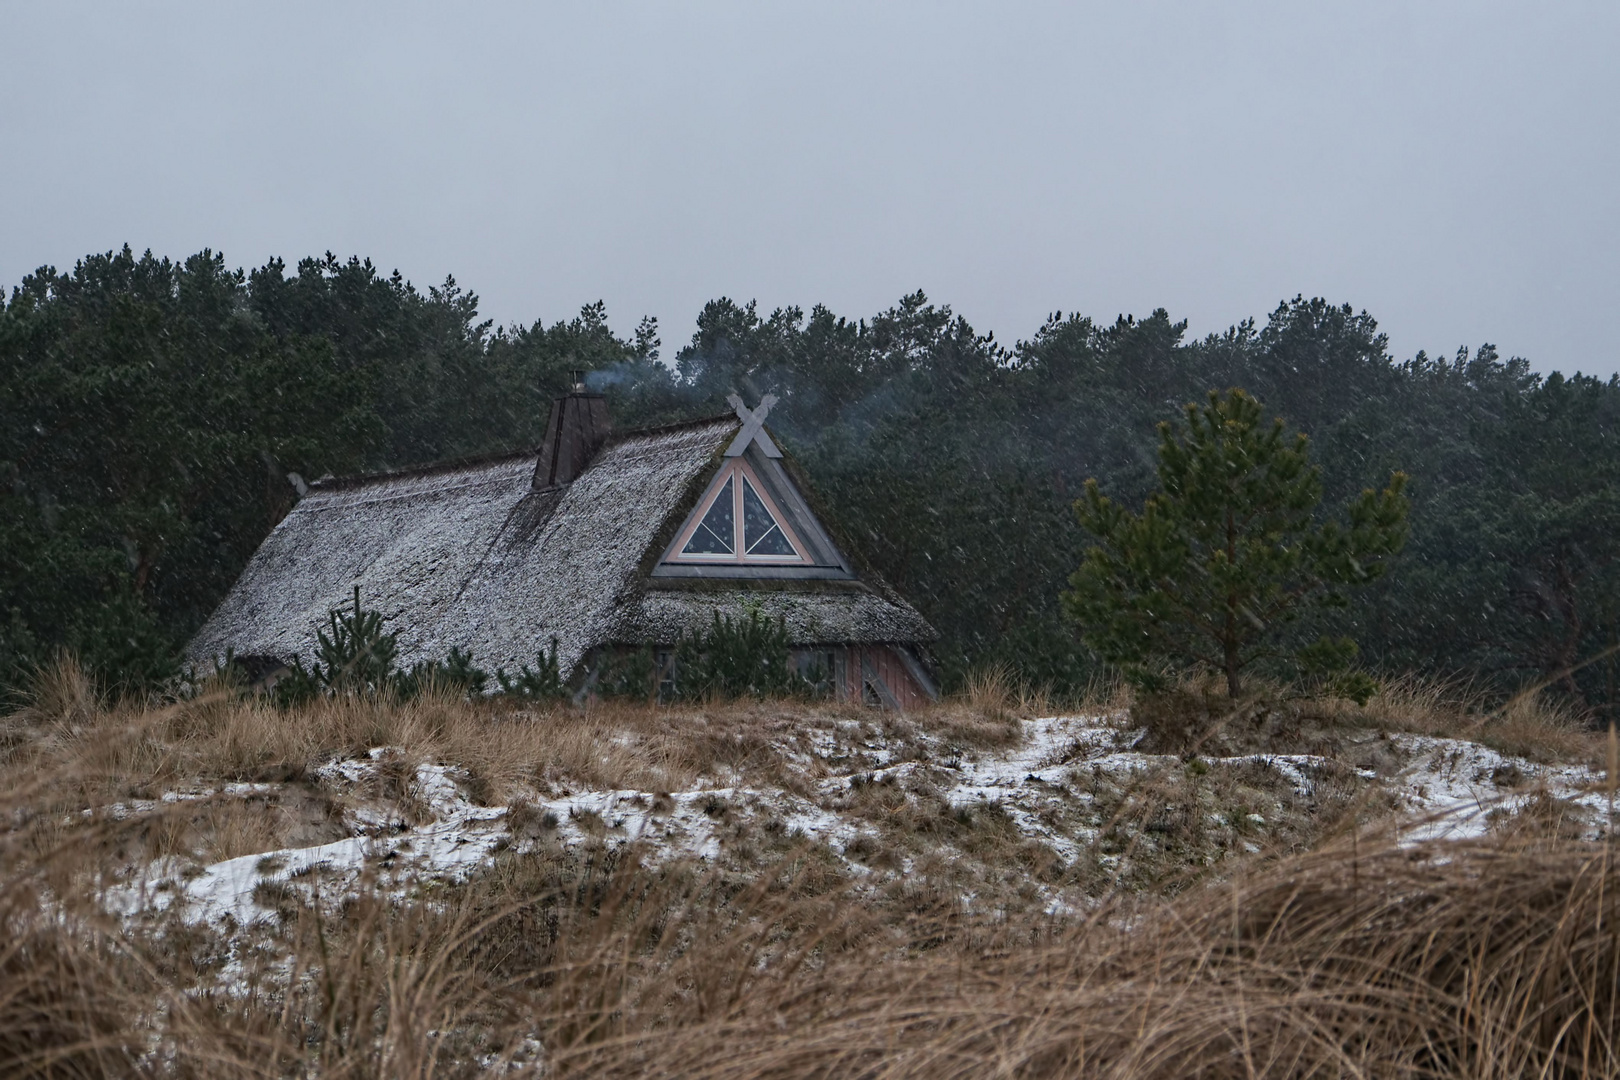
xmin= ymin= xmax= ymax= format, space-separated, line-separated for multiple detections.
xmin=187 ymin=390 xmax=938 ymax=707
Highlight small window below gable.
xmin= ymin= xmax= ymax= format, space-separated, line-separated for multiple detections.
xmin=671 ymin=461 xmax=809 ymax=564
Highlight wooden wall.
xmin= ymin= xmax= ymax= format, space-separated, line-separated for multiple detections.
xmin=827 ymin=644 xmax=935 ymax=711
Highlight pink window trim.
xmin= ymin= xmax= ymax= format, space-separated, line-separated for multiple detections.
xmin=667 ymin=459 xmax=812 ymax=564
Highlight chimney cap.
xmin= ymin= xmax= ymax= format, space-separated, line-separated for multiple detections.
xmin=569 ymin=368 xmax=587 ymax=393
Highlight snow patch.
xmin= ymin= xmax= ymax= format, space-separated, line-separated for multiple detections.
xmin=1390 ymin=734 xmax=1607 ymax=842
xmin=109 ymin=756 xmax=506 ymax=927
xmin=101 ymin=717 xmax=1605 ymax=930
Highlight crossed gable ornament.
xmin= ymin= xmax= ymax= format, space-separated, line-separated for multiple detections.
xmin=724 ymin=393 xmax=783 ymax=458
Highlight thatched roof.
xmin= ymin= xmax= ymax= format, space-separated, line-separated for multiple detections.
xmin=188 ymin=412 xmax=934 ymax=679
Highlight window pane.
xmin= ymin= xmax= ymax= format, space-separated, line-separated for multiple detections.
xmin=682 ymin=476 xmax=735 ymax=554
xmin=743 ymin=477 xmax=798 ymax=557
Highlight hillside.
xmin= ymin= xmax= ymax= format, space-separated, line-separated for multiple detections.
xmin=5 ymin=668 xmax=1617 ymax=1077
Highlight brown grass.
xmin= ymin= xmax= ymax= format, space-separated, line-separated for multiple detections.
xmin=4 ymin=658 xmax=1620 ymax=1077
xmin=8 ymin=820 xmax=1620 ymax=1076
xmin=514 ymin=833 xmax=1620 ymax=1079
xmin=2 ymin=657 xmax=1074 ymax=823
xmin=1124 ymin=670 xmax=1602 ymax=767
xmin=1343 ymin=675 xmax=1601 ymax=764
xmin=2 ymin=678 xmax=787 ymax=812
xmin=961 ymin=662 xmax=1129 ymax=730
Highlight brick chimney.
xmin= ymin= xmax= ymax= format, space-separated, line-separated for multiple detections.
xmin=533 ymin=371 xmax=612 ymax=489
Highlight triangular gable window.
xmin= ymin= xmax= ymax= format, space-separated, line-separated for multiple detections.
xmin=742 ymin=477 xmax=796 ymax=556
xmin=682 ymin=476 xmax=735 ymax=555
xmin=672 ymin=461 xmax=808 ymax=564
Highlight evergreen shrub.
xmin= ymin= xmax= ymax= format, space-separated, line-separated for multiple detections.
xmin=496 ymin=639 xmax=567 ymax=702
xmin=667 ymin=609 xmax=819 ymax=702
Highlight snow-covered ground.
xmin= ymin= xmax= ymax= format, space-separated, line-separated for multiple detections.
xmin=100 ymin=715 xmax=1611 ymax=930
xmin=1389 ymin=733 xmax=1608 ymax=842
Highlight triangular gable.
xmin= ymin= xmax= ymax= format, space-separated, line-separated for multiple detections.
xmin=667 ymin=458 xmax=811 ymax=565
xmin=654 ymin=412 xmax=854 ymax=580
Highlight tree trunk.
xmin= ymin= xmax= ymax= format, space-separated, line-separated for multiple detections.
xmin=1224 ymin=508 xmax=1242 ymax=698
xmin=134 ymin=547 xmax=155 ymax=595
xmin=1551 ymin=556 xmax=1585 ymax=701
xmin=1222 ymin=609 xmax=1243 ymax=698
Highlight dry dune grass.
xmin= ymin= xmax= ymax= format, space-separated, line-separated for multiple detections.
xmin=1 ymin=660 xmax=777 ymax=810
xmin=959 ymin=661 xmax=1131 ymax=731
xmin=0 ymin=657 xmax=1066 ymax=918
xmin=8 ymin=820 xmax=1620 ymax=1077
xmin=1118 ymin=668 xmax=1601 ymax=767
xmin=517 ymin=834 xmax=1620 ymax=1080
xmin=1339 ymin=675 xmax=1601 ymax=765
xmin=5 ymin=659 xmax=1620 ymax=1077
xmin=2 ymin=657 xmax=1075 ymax=817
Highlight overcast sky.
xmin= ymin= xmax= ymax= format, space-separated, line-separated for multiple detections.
xmin=2 ymin=2 xmax=1616 ymax=374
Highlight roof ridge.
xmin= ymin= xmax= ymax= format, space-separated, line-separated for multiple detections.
xmin=308 ymin=412 xmax=742 ymax=493
xmin=308 ymin=447 xmax=538 ymax=492
xmin=604 ymin=412 xmax=739 ymax=444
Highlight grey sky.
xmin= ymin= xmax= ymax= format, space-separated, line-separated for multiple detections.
xmin=3 ymin=2 xmax=1616 ymax=374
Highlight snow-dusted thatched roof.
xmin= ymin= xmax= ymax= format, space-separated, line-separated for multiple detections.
xmin=188 ymin=413 xmax=934 ymax=679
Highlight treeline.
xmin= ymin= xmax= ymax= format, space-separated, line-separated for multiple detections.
xmin=4 ymin=246 xmax=1619 ymax=712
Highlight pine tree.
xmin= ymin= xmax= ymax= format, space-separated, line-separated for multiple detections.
xmin=1064 ymin=388 xmax=1408 ymax=698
